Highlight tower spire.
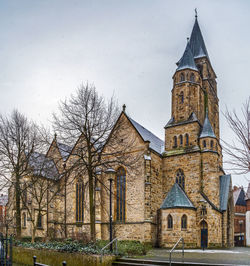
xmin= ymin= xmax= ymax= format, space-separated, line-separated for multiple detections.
xmin=195 ymin=8 xmax=198 ymax=19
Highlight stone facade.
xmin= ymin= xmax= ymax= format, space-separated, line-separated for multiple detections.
xmin=6 ymin=16 xmax=234 ymax=248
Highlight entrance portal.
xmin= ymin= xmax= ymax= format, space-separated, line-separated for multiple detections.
xmin=200 ymin=221 xmax=208 ymax=248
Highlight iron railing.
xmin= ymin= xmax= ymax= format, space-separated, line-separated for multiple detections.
xmin=169 ymin=237 xmax=184 ymax=266
xmin=100 ymin=238 xmax=118 ymax=263
xmin=33 ymin=256 xmax=66 ymax=266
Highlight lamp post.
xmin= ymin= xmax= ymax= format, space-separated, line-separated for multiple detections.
xmin=105 ymin=168 xmax=116 ymax=252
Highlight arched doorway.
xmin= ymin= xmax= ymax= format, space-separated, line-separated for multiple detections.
xmin=200 ymin=220 xmax=208 ymax=248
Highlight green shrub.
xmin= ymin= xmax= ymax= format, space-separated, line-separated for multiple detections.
xmin=14 ymin=239 xmax=152 ymax=256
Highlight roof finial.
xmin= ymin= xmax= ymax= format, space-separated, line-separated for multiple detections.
xmin=195 ymin=8 xmax=198 ymax=19
xmin=122 ymin=104 xmax=126 ymax=112
xmin=54 ymin=132 xmax=57 ymax=139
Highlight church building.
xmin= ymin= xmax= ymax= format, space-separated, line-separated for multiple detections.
xmin=7 ymin=15 xmax=234 ymax=248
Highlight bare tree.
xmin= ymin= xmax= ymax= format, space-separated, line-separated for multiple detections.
xmin=53 ymin=83 xmax=139 ymax=242
xmin=20 ymin=152 xmax=63 ymax=242
xmin=222 ymin=97 xmax=250 ymax=174
xmin=0 ymin=110 xmax=49 ymax=238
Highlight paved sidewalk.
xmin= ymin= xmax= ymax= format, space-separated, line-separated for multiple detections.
xmin=133 ymin=247 xmax=250 ymax=265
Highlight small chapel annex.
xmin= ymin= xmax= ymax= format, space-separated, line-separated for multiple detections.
xmin=7 ymin=15 xmax=234 ymax=248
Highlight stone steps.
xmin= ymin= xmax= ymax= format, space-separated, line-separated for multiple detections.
xmin=112 ymin=258 xmax=242 ymax=266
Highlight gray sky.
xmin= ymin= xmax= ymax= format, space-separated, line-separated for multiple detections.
xmin=0 ymin=0 xmax=249 ymax=187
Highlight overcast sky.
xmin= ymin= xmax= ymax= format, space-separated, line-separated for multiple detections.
xmin=0 ymin=0 xmax=249 ymax=187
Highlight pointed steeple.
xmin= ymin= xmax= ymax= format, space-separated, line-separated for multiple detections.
xmin=176 ymin=41 xmax=198 ymax=71
xmin=189 ymin=16 xmax=209 ymax=59
xmin=200 ymin=110 xmax=216 ymax=138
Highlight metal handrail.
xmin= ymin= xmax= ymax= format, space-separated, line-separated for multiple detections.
xmin=169 ymin=237 xmax=184 ymax=266
xmin=100 ymin=238 xmax=118 ymax=263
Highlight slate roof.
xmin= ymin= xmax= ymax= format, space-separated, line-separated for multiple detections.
xmin=235 ymin=188 xmax=246 ymax=206
xmin=199 ymin=111 xmax=216 ymax=138
xmin=128 ymin=117 xmax=164 ymax=155
xmin=165 ymin=112 xmax=200 ymax=128
xmin=220 ymin=174 xmax=231 ymax=211
xmin=177 ymin=42 xmax=198 ymax=71
xmin=28 ymin=152 xmax=59 ymax=180
xmin=189 ymin=17 xmax=209 ymax=59
xmin=57 ymin=142 xmax=73 ymax=161
xmin=161 ymin=183 xmax=195 ymax=209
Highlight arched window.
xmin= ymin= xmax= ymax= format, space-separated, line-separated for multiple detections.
xmin=190 ymin=73 xmax=195 ymax=82
xmin=185 ymin=134 xmax=189 ymax=146
xmin=176 ymin=169 xmax=185 ymax=190
xmin=179 ymin=91 xmax=184 ymax=104
xmin=37 ymin=213 xmax=42 ymax=228
xmin=23 ymin=213 xmax=26 ymax=227
xmin=181 ymin=215 xmax=187 ymax=229
xmin=76 ymin=180 xmax=84 ymax=222
xmin=116 ymin=167 xmax=126 ymax=222
xmin=180 ymin=73 xmax=185 ymax=82
xmin=210 ymin=140 xmax=214 ymax=149
xmin=173 ymin=136 xmax=177 ymax=148
xmin=167 ymin=214 xmax=173 ymax=229
xmin=179 ymin=135 xmax=183 ymax=146
xmin=203 ymin=140 xmax=206 ymax=148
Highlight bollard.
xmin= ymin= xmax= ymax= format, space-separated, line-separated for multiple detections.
xmin=62 ymin=261 xmax=67 ymax=266
xmin=33 ymin=256 xmax=37 ymax=266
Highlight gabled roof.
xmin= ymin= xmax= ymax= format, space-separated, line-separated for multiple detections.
xmin=235 ymin=188 xmax=246 ymax=206
xmin=199 ymin=111 xmax=216 ymax=138
xmin=57 ymin=142 xmax=73 ymax=161
xmin=161 ymin=183 xmax=195 ymax=209
xmin=177 ymin=42 xmax=198 ymax=72
xmin=128 ymin=116 xmax=164 ymax=155
xmin=220 ymin=174 xmax=231 ymax=211
xmin=28 ymin=152 xmax=60 ymax=180
xmin=189 ymin=17 xmax=209 ymax=60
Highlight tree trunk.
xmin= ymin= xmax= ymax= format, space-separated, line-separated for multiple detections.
xmin=31 ymin=224 xmax=36 ymax=243
xmin=15 ymin=176 xmax=21 ymax=239
xmin=88 ymin=172 xmax=96 ymax=242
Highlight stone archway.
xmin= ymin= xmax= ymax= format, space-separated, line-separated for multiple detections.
xmin=200 ymin=220 xmax=208 ymax=248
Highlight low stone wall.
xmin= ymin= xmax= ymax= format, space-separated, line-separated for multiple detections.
xmin=13 ymin=247 xmax=115 ymax=266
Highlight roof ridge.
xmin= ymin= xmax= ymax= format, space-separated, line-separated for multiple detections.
xmin=127 ymin=116 xmax=164 ymax=155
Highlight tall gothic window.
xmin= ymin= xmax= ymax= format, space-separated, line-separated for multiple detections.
xmin=179 ymin=135 xmax=183 ymax=146
xmin=190 ymin=73 xmax=195 ymax=82
xmin=185 ymin=134 xmax=189 ymax=146
xmin=167 ymin=214 xmax=173 ymax=229
xmin=203 ymin=140 xmax=206 ymax=148
xmin=116 ymin=167 xmax=126 ymax=222
xmin=173 ymin=136 xmax=177 ymax=148
xmin=23 ymin=213 xmax=26 ymax=227
xmin=181 ymin=215 xmax=187 ymax=229
xmin=179 ymin=91 xmax=184 ymax=104
xmin=76 ymin=180 xmax=84 ymax=222
xmin=180 ymin=73 xmax=185 ymax=82
xmin=210 ymin=140 xmax=214 ymax=149
xmin=176 ymin=169 xmax=185 ymax=190
xmin=37 ymin=213 xmax=42 ymax=228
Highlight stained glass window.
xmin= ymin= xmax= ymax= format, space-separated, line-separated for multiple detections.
xmin=116 ymin=167 xmax=126 ymax=222
xmin=176 ymin=169 xmax=185 ymax=190
xmin=76 ymin=181 xmax=84 ymax=222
